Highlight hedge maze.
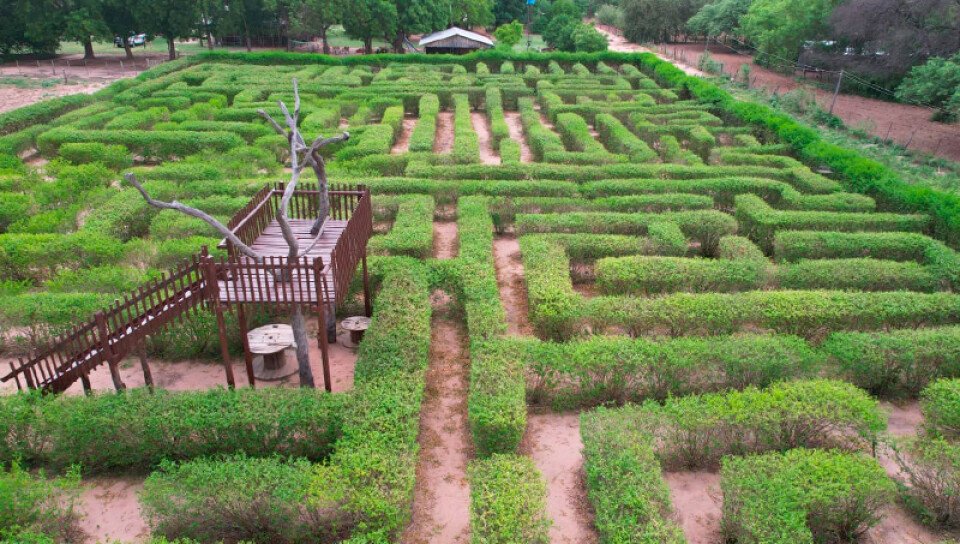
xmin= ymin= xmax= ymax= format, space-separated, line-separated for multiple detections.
xmin=2 ymin=50 xmax=960 ymax=543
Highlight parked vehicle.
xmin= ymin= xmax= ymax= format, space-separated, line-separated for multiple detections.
xmin=114 ymin=33 xmax=147 ymax=48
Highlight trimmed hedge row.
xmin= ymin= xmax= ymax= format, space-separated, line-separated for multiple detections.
xmin=468 ymin=454 xmax=551 ymax=544
xmin=36 ymin=128 xmax=244 ymax=158
xmin=408 ymin=94 xmax=439 ymax=153
xmin=922 ymin=379 xmax=960 ymax=440
xmin=404 ymin=161 xmax=788 ymax=182
xmin=596 ymin=254 xmax=765 ymax=295
xmin=452 ymin=93 xmax=479 ymax=164
xmin=720 ymin=448 xmax=894 ymax=544
xmin=0 ymin=388 xmax=344 ymax=471
xmin=594 ymin=112 xmax=657 ymax=162
xmin=368 ymin=195 xmax=434 ymax=259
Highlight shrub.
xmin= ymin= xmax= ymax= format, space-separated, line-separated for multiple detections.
xmin=775 ymin=258 xmax=941 ymax=292
xmin=452 ymin=94 xmax=479 ymax=164
xmin=43 ymin=266 xmax=151 ymax=294
xmin=773 ymin=231 xmax=934 ymax=262
xmin=554 ymin=113 xmax=608 ymax=156
xmin=894 ymin=437 xmax=960 ymax=529
xmin=594 ymin=113 xmax=656 ymax=162
xmin=0 ymin=388 xmax=345 ymax=471
xmin=0 ymin=462 xmax=83 ymax=544
xmin=368 ymin=195 xmax=434 ymax=258
xmin=580 ymin=407 xmax=686 ymax=544
xmin=596 ymin=255 xmax=766 ymax=294
xmin=823 ymin=328 xmax=960 ymax=398
xmin=0 ymin=232 xmax=125 ymax=282
xmin=720 ymin=448 xmax=895 ymax=544
xmin=922 ymin=379 xmax=960 ymax=440
xmin=0 ymin=193 xmax=33 ymax=233
xmin=408 ymin=94 xmax=439 ymax=153
xmin=142 ymin=455 xmax=348 ymax=544
xmin=58 ymin=143 xmax=132 ymax=170
xmin=37 ymin=129 xmax=244 ymax=159
xmin=468 ymin=454 xmax=550 ymax=544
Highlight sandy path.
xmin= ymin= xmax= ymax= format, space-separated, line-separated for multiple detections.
xmin=664 ymin=471 xmax=723 ymax=544
xmin=434 ymin=112 xmax=454 ymax=154
xmin=0 ymin=82 xmax=109 ymax=114
xmin=522 ymin=413 xmax=599 ymax=544
xmin=1 ymin=320 xmax=358 ymax=396
xmin=594 ymin=25 xmax=704 ymax=77
xmin=504 ymin=112 xmax=534 ymax=163
xmin=78 ymin=476 xmax=149 ymax=544
xmin=434 ymin=221 xmax=459 ymax=259
xmin=391 ymin=117 xmax=417 ymax=155
xmin=403 ymin=221 xmax=472 ymax=543
xmin=471 ymin=112 xmax=501 ymax=165
xmin=492 ymin=236 xmax=534 ymax=336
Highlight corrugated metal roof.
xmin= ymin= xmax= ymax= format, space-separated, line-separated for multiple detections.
xmin=419 ymin=27 xmax=495 ymax=47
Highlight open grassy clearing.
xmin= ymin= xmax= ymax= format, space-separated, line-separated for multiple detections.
xmin=1 ymin=50 xmax=960 ymax=543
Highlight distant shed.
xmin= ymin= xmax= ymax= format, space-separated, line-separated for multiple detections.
xmin=419 ymin=27 xmax=494 ymax=55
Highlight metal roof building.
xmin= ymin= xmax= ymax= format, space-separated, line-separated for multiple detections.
xmin=419 ymin=27 xmax=494 ymax=54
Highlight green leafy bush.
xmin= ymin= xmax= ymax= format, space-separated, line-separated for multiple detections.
xmin=368 ymin=195 xmax=434 ymax=258
xmin=58 ymin=143 xmax=132 ymax=170
xmin=408 ymin=94 xmax=439 ymax=153
xmin=720 ymin=448 xmax=894 ymax=544
xmin=894 ymin=437 xmax=960 ymax=528
xmin=596 ymin=255 xmax=766 ymax=294
xmin=922 ymin=379 xmax=960 ymax=440
xmin=0 ymin=462 xmax=82 ymax=544
xmin=468 ymin=454 xmax=550 ymax=544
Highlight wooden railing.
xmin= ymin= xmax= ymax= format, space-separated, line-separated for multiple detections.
xmin=2 ymin=255 xmax=207 ymax=393
xmin=2 ymin=184 xmax=373 ymax=394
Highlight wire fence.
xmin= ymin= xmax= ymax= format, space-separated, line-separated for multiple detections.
xmin=0 ymin=55 xmax=176 ymax=81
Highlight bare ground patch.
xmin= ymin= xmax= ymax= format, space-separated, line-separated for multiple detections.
xmin=504 ymin=111 xmax=534 ymax=163
xmin=664 ymin=471 xmax=723 ymax=544
xmin=434 ymin=112 xmax=454 ymax=154
xmin=391 ymin=117 xmax=417 ymax=155
xmin=492 ymin=235 xmax=534 ymax=336
xmin=471 ymin=112 xmax=501 ymax=165
xmin=78 ymin=475 xmax=149 ymax=544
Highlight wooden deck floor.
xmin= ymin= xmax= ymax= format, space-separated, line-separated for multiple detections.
xmin=218 ymin=219 xmax=345 ymax=304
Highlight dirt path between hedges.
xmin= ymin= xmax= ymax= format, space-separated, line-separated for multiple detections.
xmin=403 ymin=220 xmax=472 ymax=544
xmin=391 ymin=117 xmax=417 ymax=155
xmin=493 ymin=235 xmax=599 ymax=543
xmin=78 ymin=476 xmax=149 ymax=544
xmin=471 ymin=112 xmax=501 ymax=165
xmin=664 ymin=471 xmax=723 ymax=544
xmin=504 ymin=112 xmax=534 ymax=163
xmin=434 ymin=112 xmax=454 ymax=154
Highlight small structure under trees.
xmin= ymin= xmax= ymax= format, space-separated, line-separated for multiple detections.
xmin=419 ymin=27 xmax=495 ymax=54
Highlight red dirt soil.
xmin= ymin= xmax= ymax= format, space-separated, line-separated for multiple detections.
xmin=434 ymin=112 xmax=454 ymax=154
xmin=391 ymin=117 xmax=417 ymax=155
xmin=492 ymin=236 xmax=534 ymax=336
xmin=0 ymin=319 xmax=358 ymax=395
xmin=522 ymin=412 xmax=599 ymax=544
xmin=504 ymin=112 xmax=535 ymax=163
xmin=403 ymin=221 xmax=472 ymax=543
xmin=663 ymin=42 xmax=960 ymax=162
xmin=78 ymin=476 xmax=149 ymax=544
xmin=664 ymin=471 xmax=723 ymax=544
xmin=471 ymin=112 xmax=501 ymax=165
xmin=0 ymin=82 xmax=109 ymax=114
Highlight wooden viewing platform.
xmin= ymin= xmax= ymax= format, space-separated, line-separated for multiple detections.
xmin=2 ymin=183 xmax=373 ymax=394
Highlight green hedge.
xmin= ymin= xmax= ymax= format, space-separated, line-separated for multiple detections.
xmin=823 ymin=328 xmax=960 ymax=398
xmin=596 ymin=255 xmax=766 ymax=295
xmin=37 ymin=128 xmax=244 ymax=158
xmin=0 ymin=461 xmax=82 ymax=544
xmin=0 ymin=388 xmax=345 ymax=471
xmin=0 ymin=93 xmax=95 ymax=136
xmin=775 ymin=257 xmax=941 ymax=292
xmin=773 ymin=231 xmax=935 ymax=262
xmin=922 ymin=379 xmax=960 ymax=440
xmin=468 ymin=454 xmax=551 ymax=544
xmin=594 ymin=112 xmax=656 ymax=162
xmin=0 ymin=232 xmax=125 ymax=282
xmin=58 ymin=142 xmax=132 ymax=170
xmin=580 ymin=406 xmax=686 ymax=544
xmin=368 ymin=195 xmax=434 ymax=259
xmin=720 ymin=448 xmax=894 ymax=544
xmin=452 ymin=93 xmax=479 ymax=164
xmin=408 ymin=94 xmax=439 ymax=153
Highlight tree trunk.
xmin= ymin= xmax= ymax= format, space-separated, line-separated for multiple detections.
xmin=206 ymin=26 xmax=215 ymax=50
xmin=123 ymin=41 xmax=134 ymax=60
xmin=393 ymin=31 xmax=404 ymax=53
xmin=83 ymin=38 xmax=96 ymax=60
xmin=245 ymin=32 xmax=252 ymax=52
xmin=167 ymin=36 xmax=177 ymax=60
xmin=290 ymin=305 xmax=316 ymax=388
xmin=320 ymin=27 xmax=329 ymax=54
xmin=364 ymin=37 xmax=373 ymax=54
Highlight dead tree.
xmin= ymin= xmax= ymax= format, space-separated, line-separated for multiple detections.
xmin=125 ymin=79 xmax=348 ymax=389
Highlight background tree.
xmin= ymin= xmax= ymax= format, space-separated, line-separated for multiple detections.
xmin=739 ymin=0 xmax=838 ymax=70
xmin=391 ymin=0 xmax=449 ymax=53
xmin=493 ymin=0 xmax=526 ymax=25
xmin=291 ymin=0 xmax=344 ymax=54
xmin=896 ymin=53 xmax=960 ymax=122
xmin=342 ymin=0 xmax=398 ymax=53
xmin=494 ymin=20 xmax=524 ymax=49
xmin=686 ymin=0 xmax=752 ymax=37
xmin=62 ymin=0 xmax=110 ymax=60
xmin=543 ymin=14 xmax=578 ymax=50
xmin=450 ymin=0 xmax=495 ymax=28
xmin=595 ymin=4 xmax=624 ymax=29
xmin=621 ymin=0 xmax=705 ymax=43
xmin=572 ymin=23 xmax=608 ymax=51
xmin=0 ymin=0 xmax=65 ymax=55
xmin=133 ymin=0 xmax=201 ymax=60
xmin=100 ymin=0 xmax=141 ymax=59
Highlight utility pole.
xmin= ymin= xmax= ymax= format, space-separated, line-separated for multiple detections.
xmin=527 ymin=0 xmax=535 ymax=50
xmin=829 ymin=69 xmax=843 ymax=115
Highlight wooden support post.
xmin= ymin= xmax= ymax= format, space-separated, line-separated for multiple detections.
xmin=362 ymin=254 xmax=372 ymax=318
xmin=80 ymin=373 xmax=92 ymax=395
xmin=96 ymin=311 xmax=126 ymax=392
xmin=317 ymin=301 xmax=333 ymax=392
xmin=237 ymin=304 xmax=256 ymax=387
xmin=201 ymin=253 xmax=236 ymax=388
xmin=138 ymin=341 xmax=154 ymax=391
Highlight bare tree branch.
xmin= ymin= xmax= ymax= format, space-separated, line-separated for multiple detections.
xmin=258 ymin=109 xmax=287 ymax=137
xmin=125 ymin=173 xmax=262 ymax=261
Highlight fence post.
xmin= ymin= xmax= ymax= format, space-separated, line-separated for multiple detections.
xmin=96 ymin=311 xmax=126 ymax=391
xmin=202 ymin=253 xmax=236 ymax=389
xmin=828 ymin=69 xmax=843 ymax=115
xmin=313 ymin=258 xmax=333 ymax=393
xmin=905 ymin=129 xmax=917 ymax=149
